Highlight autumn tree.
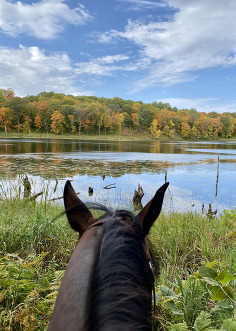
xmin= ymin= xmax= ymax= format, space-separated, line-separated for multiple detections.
xmin=88 ymin=103 xmax=104 ymax=135
xmin=68 ymin=115 xmax=76 ymax=133
xmin=150 ymin=119 xmax=161 ymax=139
xmin=22 ymin=116 xmax=31 ymax=134
xmin=103 ymin=108 xmax=113 ymax=134
xmin=34 ymin=100 xmax=51 ymax=133
xmin=0 ymin=107 xmax=14 ymax=133
xmin=61 ymin=105 xmax=76 ymax=132
xmin=74 ymin=106 xmax=88 ymax=135
xmin=131 ymin=112 xmax=138 ymax=131
xmin=181 ymin=121 xmax=191 ymax=138
xmin=51 ymin=111 xmax=65 ymax=134
xmin=34 ymin=114 xmax=43 ymax=132
xmin=115 ymin=113 xmax=125 ymax=134
xmin=0 ymin=88 xmax=15 ymax=100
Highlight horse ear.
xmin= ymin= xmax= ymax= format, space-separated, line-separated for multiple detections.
xmin=138 ymin=182 xmax=169 ymax=235
xmin=64 ymin=180 xmax=95 ymax=235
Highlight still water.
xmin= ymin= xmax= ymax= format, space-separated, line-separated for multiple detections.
xmin=0 ymin=138 xmax=235 ymax=215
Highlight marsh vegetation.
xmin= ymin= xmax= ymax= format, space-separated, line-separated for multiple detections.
xmin=0 ymin=186 xmax=235 ymax=330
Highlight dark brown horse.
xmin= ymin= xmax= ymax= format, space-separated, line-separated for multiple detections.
xmin=48 ymin=180 xmax=169 ymax=331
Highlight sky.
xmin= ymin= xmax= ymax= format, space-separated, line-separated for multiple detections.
xmin=1 ymin=0 xmax=236 ymax=113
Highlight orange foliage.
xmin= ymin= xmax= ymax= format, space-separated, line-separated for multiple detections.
xmin=0 ymin=91 xmax=235 ymax=139
xmin=51 ymin=111 xmax=65 ymax=134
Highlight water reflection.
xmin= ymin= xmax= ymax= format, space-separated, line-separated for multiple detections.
xmin=1 ymin=138 xmax=236 ymax=156
xmin=0 ymin=138 xmax=235 ymax=214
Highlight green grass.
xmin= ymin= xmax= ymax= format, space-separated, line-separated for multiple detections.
xmin=150 ymin=212 xmax=235 ymax=285
xmin=0 ymin=196 xmax=235 ymax=330
xmin=0 ymin=131 xmax=154 ymax=141
xmin=0 ymin=130 xmax=235 ymax=142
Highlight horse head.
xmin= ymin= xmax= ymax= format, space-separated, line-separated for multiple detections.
xmin=48 ymin=180 xmax=169 ymax=331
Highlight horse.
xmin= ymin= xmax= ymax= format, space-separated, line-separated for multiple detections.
xmin=48 ymin=180 xmax=169 ymax=331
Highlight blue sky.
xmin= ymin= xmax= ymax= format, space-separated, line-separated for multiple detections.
xmin=1 ymin=0 xmax=236 ymax=113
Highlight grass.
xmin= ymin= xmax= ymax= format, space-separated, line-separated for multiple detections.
xmin=150 ymin=212 xmax=235 ymax=284
xmin=0 ymin=193 xmax=235 ymax=330
xmin=0 ymin=130 xmax=235 ymax=142
xmin=0 ymin=131 xmax=155 ymax=141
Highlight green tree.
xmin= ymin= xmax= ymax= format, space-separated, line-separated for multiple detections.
xmin=9 ymin=97 xmax=26 ymax=133
xmin=220 ymin=115 xmax=234 ymax=138
xmin=137 ymin=107 xmax=153 ymax=131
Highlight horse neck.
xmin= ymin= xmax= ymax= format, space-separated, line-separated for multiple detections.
xmin=89 ymin=220 xmax=153 ymax=331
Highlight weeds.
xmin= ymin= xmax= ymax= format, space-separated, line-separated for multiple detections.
xmin=151 ymin=209 xmax=236 ymax=330
xmin=154 ymin=263 xmax=235 ymax=330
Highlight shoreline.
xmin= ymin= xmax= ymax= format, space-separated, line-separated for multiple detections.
xmin=0 ymin=132 xmax=235 ymax=142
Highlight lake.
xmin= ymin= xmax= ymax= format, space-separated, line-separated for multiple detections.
xmin=0 ymin=138 xmax=235 ymax=215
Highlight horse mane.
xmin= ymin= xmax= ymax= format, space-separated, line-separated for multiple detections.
xmin=89 ymin=215 xmax=154 ymax=331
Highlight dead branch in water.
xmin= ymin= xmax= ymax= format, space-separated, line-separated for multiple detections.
xmin=103 ymin=183 xmax=116 ymax=189
xmin=29 ymin=192 xmax=43 ymax=201
xmin=53 ymin=172 xmax=58 ymax=193
xmin=215 ymin=155 xmax=219 ymax=198
xmin=49 ymin=192 xmax=80 ymax=201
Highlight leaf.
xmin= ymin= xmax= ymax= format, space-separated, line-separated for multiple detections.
xmin=154 ymin=292 xmax=161 ymax=303
xmin=198 ymin=266 xmax=218 ymax=279
xmin=165 ymin=300 xmax=183 ymax=316
xmin=193 ymin=311 xmax=212 ymax=331
xmin=216 ymin=271 xmax=234 ymax=285
xmin=216 ymin=299 xmax=234 ymax=309
xmin=160 ymin=285 xmax=176 ymax=297
xmin=211 ymin=304 xmax=234 ymax=327
xmin=202 ymin=277 xmax=220 ymax=286
xmin=211 ymin=285 xmax=235 ymax=301
xmin=221 ymin=318 xmax=236 ymax=331
xmin=194 ymin=271 xmax=201 ymax=279
xmin=205 ymin=261 xmax=218 ymax=269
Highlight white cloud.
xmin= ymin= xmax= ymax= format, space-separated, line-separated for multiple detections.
xmin=0 ymin=45 xmax=93 ymax=96
xmin=97 ymin=54 xmax=130 ymax=64
xmin=75 ymin=54 xmax=132 ymax=76
xmin=116 ymin=0 xmax=167 ymax=10
xmin=97 ymin=0 xmax=236 ymax=90
xmin=155 ymin=98 xmax=236 ymax=113
xmin=0 ymin=0 xmax=92 ymax=39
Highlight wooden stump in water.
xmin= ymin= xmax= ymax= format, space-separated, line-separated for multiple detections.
xmin=133 ymin=183 xmax=144 ymax=210
xmin=23 ymin=175 xmax=31 ymax=198
xmin=88 ymin=187 xmax=93 ymax=196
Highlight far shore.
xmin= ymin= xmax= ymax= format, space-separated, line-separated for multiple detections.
xmin=0 ymin=132 xmax=235 ymax=142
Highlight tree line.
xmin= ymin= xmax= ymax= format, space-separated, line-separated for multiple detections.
xmin=0 ymin=88 xmax=236 ymax=139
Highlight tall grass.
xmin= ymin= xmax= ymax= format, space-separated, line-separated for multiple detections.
xmin=150 ymin=212 xmax=235 ymax=285
xmin=0 ymin=193 xmax=235 ymax=330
